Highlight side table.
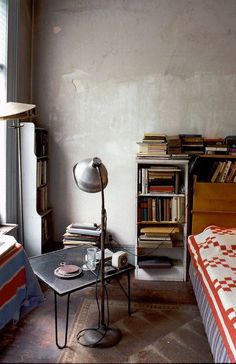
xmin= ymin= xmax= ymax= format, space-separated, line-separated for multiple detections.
xmin=29 ymin=246 xmax=135 ymax=349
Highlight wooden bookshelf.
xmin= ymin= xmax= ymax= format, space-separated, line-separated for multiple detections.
xmin=191 ymin=155 xmax=236 ymax=234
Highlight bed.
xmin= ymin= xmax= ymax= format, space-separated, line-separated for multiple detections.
xmin=188 ymin=225 xmax=236 ymax=363
xmin=0 ymin=235 xmax=44 ymax=330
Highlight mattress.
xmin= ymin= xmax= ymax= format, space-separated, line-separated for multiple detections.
xmin=188 ymin=225 xmax=236 ymax=363
xmin=189 ymin=262 xmax=230 ymax=363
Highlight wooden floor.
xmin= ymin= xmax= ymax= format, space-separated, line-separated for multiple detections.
xmin=0 ymin=274 xmax=212 ymax=363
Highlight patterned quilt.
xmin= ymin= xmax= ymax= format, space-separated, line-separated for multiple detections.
xmin=0 ymin=240 xmax=44 ymax=329
xmin=188 ymin=225 xmax=236 ymax=363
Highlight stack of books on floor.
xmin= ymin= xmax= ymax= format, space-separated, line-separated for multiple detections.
xmin=63 ymin=222 xmax=101 ymax=247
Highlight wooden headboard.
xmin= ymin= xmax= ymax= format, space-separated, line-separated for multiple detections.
xmin=191 ymin=177 xmax=236 ymax=234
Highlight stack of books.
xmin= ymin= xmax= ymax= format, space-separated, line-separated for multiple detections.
xmin=137 ymin=133 xmax=168 ymax=158
xmin=179 ymin=134 xmax=205 ymax=155
xmin=139 ymin=225 xmax=182 ymax=248
xmin=204 ymin=138 xmax=228 ymax=154
xmin=63 ymin=222 xmax=101 ymax=247
xmin=166 ymin=135 xmax=182 ymax=155
xmin=138 ymin=232 xmax=173 ymax=248
xmin=225 ymin=136 xmax=236 ymax=155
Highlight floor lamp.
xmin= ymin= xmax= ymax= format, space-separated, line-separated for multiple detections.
xmin=0 ymin=102 xmax=36 ymax=244
xmin=73 ymin=157 xmax=122 ymax=348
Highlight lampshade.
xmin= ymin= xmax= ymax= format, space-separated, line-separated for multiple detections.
xmin=0 ymin=102 xmax=36 ymax=120
xmin=73 ymin=157 xmax=108 ymax=193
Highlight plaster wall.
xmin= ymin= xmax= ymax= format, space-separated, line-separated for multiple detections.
xmin=32 ymin=0 xmax=236 ymax=245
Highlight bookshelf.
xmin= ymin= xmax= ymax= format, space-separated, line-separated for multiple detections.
xmin=190 ymin=155 xmax=236 ymax=234
xmin=21 ymin=123 xmax=53 ymax=256
xmin=135 ymin=158 xmax=189 ymax=281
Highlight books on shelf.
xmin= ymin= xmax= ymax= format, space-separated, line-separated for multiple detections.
xmin=35 ymin=128 xmax=48 ymax=157
xmin=225 ymin=161 xmax=236 ymax=182
xmin=37 ymin=185 xmax=48 ymax=212
xmin=138 ymin=196 xmax=185 ymax=223
xmin=140 ymin=226 xmax=180 ymax=235
xmin=138 ymin=165 xmax=182 ymax=194
xmin=210 ymin=160 xmax=236 ymax=183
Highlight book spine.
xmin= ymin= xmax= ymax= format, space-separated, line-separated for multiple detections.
xmin=219 ymin=160 xmax=232 ymax=182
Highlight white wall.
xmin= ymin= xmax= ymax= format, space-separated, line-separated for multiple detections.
xmin=32 ymin=0 xmax=236 ymax=244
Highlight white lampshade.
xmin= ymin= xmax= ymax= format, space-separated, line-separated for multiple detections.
xmin=0 ymin=102 xmax=35 ymax=120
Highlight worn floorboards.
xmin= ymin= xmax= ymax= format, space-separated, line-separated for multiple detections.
xmin=0 ymin=274 xmax=213 ymax=363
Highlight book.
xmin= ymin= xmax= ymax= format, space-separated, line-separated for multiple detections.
xmin=216 ymin=161 xmax=227 ymax=182
xmin=138 ymin=240 xmax=172 ymax=248
xmin=139 ymin=234 xmax=171 ymax=241
xmin=63 ymin=233 xmax=99 ymax=242
xmin=211 ymin=161 xmax=223 ymax=182
xmin=66 ymin=224 xmax=101 ymax=236
xmin=63 ymin=240 xmax=98 ymax=246
xmin=0 ymin=235 xmax=16 ymax=257
xmin=219 ymin=160 xmax=232 ymax=182
xmin=140 ymin=226 xmax=180 ymax=235
xmin=225 ymin=161 xmax=236 ymax=182
xmin=143 ymin=133 xmax=166 ymax=140
xmin=68 ymin=222 xmax=99 ymax=230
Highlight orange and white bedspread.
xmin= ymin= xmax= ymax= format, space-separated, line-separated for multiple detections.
xmin=188 ymin=225 xmax=236 ymax=363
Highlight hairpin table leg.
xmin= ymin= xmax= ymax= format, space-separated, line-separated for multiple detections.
xmin=127 ymin=271 xmax=131 ymax=316
xmin=54 ymin=292 xmax=71 ymax=349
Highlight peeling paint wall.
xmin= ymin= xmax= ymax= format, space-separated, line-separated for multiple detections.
xmin=32 ymin=0 xmax=236 ymax=244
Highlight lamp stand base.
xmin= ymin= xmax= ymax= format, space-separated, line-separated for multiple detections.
xmin=77 ymin=325 xmax=122 ymax=348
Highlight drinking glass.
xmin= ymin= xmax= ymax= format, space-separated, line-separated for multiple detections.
xmin=86 ymin=247 xmax=97 ymax=270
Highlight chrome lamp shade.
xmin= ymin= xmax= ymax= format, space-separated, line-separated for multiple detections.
xmin=73 ymin=157 xmax=108 ymax=193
